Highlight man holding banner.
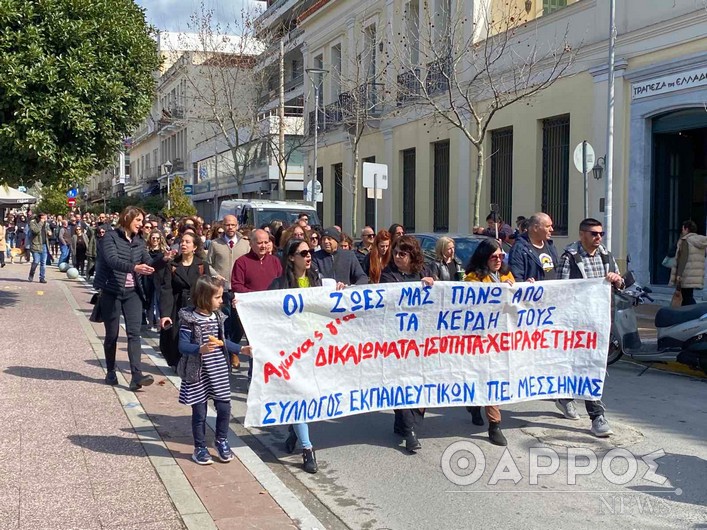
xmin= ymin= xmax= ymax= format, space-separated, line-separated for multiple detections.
xmin=557 ymin=217 xmax=624 ymax=437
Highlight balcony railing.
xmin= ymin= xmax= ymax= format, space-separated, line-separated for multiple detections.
xmin=397 ymin=69 xmax=422 ymax=105
xmin=425 ymin=57 xmax=451 ymax=95
xmin=307 ymin=83 xmax=384 ymax=133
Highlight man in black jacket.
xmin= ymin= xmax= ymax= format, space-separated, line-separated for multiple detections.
xmin=508 ymin=212 xmax=558 ymax=282
xmin=312 ymin=227 xmax=368 ymax=286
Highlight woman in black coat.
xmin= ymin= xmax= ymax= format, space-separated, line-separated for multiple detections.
xmin=158 ymin=232 xmax=210 ymax=367
xmin=379 ymin=235 xmax=434 ymax=454
xmin=93 ymin=207 xmax=165 ymax=390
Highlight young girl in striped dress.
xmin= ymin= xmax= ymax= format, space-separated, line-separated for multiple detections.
xmin=178 ymin=276 xmax=251 ymax=465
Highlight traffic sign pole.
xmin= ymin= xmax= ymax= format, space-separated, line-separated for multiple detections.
xmin=583 ymin=141 xmax=588 ymax=219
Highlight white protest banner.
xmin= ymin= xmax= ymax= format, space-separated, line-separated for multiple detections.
xmin=237 ymin=279 xmax=611 ymax=427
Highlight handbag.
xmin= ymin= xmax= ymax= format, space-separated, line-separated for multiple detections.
xmin=89 ymin=291 xmax=100 ymax=305
xmin=661 ymin=256 xmax=676 ymax=269
xmin=670 ymin=288 xmax=683 ymax=308
xmin=89 ymin=301 xmax=103 ymax=323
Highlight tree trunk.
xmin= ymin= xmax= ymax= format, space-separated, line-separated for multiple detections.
xmin=351 ymin=147 xmax=360 ymax=236
xmin=473 ymin=141 xmax=484 ymax=229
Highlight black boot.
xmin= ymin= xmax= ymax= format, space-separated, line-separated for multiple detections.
xmin=467 ymin=406 xmax=484 ymax=426
xmin=302 ymin=448 xmax=318 ymax=474
xmin=488 ymin=422 xmax=507 ymax=446
xmin=285 ymin=425 xmax=298 ymax=454
xmin=405 ymin=431 xmax=421 ymax=453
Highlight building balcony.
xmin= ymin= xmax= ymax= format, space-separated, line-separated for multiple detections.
xmin=260 ymin=74 xmax=304 ymax=106
xmin=397 ymin=68 xmax=422 ymax=105
xmin=425 ymin=57 xmax=451 ymax=95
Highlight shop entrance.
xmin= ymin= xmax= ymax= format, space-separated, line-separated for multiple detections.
xmin=651 ymin=109 xmax=707 ymax=284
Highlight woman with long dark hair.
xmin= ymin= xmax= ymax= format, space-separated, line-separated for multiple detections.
xmin=463 ymin=238 xmax=517 ymax=446
xmin=379 ymin=235 xmax=434 ymax=453
xmin=158 ymin=231 xmax=210 ymax=367
xmin=268 ymin=238 xmax=323 ymax=473
xmin=363 ymin=229 xmax=391 ymax=284
xmin=93 ymin=206 xmax=164 ymax=390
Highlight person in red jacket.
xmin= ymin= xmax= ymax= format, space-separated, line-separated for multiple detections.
xmin=231 ymin=229 xmax=282 ymax=383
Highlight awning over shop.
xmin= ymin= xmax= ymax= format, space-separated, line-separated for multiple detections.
xmin=0 ymin=185 xmax=38 ymax=206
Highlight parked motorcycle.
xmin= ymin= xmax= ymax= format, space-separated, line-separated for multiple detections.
xmin=609 ymin=267 xmax=707 ymax=373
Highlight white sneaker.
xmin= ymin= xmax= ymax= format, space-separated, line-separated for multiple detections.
xmin=591 ymin=415 xmax=613 ymax=437
xmin=556 ymin=399 xmax=580 ymax=420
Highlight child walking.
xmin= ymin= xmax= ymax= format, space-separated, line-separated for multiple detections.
xmin=178 ymin=276 xmax=251 ymax=465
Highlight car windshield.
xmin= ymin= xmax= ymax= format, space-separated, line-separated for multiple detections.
xmin=256 ymin=209 xmax=320 ymax=227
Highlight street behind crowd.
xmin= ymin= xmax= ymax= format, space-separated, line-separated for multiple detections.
xmin=1 ymin=262 xmax=706 ymax=529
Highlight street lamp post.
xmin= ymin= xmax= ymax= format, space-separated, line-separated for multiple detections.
xmin=164 ymin=160 xmax=173 ymax=211
xmin=306 ymin=67 xmax=328 ymax=208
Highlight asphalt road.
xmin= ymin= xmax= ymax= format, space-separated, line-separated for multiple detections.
xmin=230 ymin=360 xmax=707 ymax=530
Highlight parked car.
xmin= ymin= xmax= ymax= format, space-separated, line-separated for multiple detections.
xmin=412 ymin=233 xmax=490 ymax=268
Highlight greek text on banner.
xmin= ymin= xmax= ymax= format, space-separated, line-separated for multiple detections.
xmin=236 ymin=278 xmax=611 ymax=427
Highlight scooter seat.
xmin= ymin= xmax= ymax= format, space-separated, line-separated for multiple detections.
xmin=655 ymin=303 xmax=707 ymax=328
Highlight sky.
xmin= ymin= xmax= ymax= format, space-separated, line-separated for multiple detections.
xmin=135 ymin=0 xmax=262 ymax=33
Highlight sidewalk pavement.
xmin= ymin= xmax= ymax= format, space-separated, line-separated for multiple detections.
xmin=0 ymin=262 xmax=324 ymax=529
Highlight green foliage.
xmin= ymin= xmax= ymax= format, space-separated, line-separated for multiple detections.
xmin=0 ymin=0 xmax=161 ymax=187
xmin=163 ymin=177 xmax=196 ymax=219
xmin=141 ymin=195 xmax=165 ymax=215
xmin=36 ymin=186 xmax=70 ymax=216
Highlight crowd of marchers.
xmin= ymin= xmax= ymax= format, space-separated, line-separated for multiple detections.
xmin=5 ymin=206 xmax=705 ymax=475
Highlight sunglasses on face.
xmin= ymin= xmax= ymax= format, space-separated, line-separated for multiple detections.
xmin=394 ymin=250 xmax=409 ymax=258
xmin=217 ymin=231 xmax=225 ymax=235
xmin=297 ymin=249 xmax=311 ymax=257
xmin=489 ymin=253 xmax=506 ymax=261
xmin=582 ymin=230 xmax=605 ymax=237
xmin=310 ymin=236 xmax=319 ymax=241
xmin=363 ymin=233 xmax=374 ymax=238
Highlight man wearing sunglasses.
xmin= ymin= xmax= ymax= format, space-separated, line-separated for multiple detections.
xmin=555 ymin=217 xmax=623 ymax=438
xmin=354 ymin=226 xmax=375 ymax=267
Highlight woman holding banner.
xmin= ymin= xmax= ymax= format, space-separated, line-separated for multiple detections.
xmin=269 ymin=238 xmax=324 ymax=473
xmin=380 ymin=235 xmax=434 ymax=453
xmin=463 ymin=238 xmax=523 ymax=447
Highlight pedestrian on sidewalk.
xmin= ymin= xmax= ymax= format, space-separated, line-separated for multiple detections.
xmin=28 ymin=212 xmax=51 ymax=283
xmin=71 ymin=225 xmax=89 ymax=276
xmin=178 ymin=276 xmax=251 ymax=465
xmin=0 ymin=220 xmax=5 ymax=268
xmin=93 ymin=206 xmax=165 ymax=391
xmin=670 ymin=219 xmax=707 ymax=306
xmin=158 ymin=231 xmax=208 ymax=368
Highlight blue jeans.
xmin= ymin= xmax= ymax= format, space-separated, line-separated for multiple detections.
xmin=30 ymin=246 xmax=48 ymax=281
xmin=5 ymin=233 xmax=14 ymax=257
xmin=59 ymin=243 xmax=70 ymax=265
xmin=293 ymin=423 xmax=312 ymax=449
xmin=192 ymin=400 xmax=231 ymax=448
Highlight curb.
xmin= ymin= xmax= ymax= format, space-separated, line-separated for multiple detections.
xmin=63 ymin=273 xmax=325 ymax=530
xmin=58 ymin=279 xmax=217 ymax=530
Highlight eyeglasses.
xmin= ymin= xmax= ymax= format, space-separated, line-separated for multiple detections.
xmin=489 ymin=253 xmax=506 ymax=261
xmin=394 ymin=250 xmax=409 ymax=258
xmin=143 ymin=226 xmax=152 ymax=230
xmin=363 ymin=233 xmax=375 ymax=238
xmin=297 ymin=249 xmax=311 ymax=257
xmin=150 ymin=236 xmax=160 ymax=240
xmin=582 ymin=230 xmax=605 ymax=237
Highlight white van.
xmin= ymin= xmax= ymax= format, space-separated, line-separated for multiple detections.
xmin=217 ymin=199 xmax=321 ymax=228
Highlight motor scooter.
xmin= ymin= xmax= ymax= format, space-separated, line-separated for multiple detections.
xmin=609 ymin=267 xmax=707 ymax=374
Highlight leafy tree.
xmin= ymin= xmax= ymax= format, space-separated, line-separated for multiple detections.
xmin=141 ymin=195 xmax=165 ymax=215
xmin=36 ymin=185 xmax=70 ymax=216
xmin=0 ymin=0 xmax=161 ymax=188
xmin=163 ymin=177 xmax=196 ymax=218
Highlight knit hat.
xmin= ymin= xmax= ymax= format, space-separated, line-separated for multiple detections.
xmin=321 ymin=227 xmax=341 ymax=243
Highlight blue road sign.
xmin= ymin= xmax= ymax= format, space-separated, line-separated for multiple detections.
xmin=183 ymin=185 xmax=194 ymax=195
xmin=66 ymin=188 xmax=78 ymax=198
